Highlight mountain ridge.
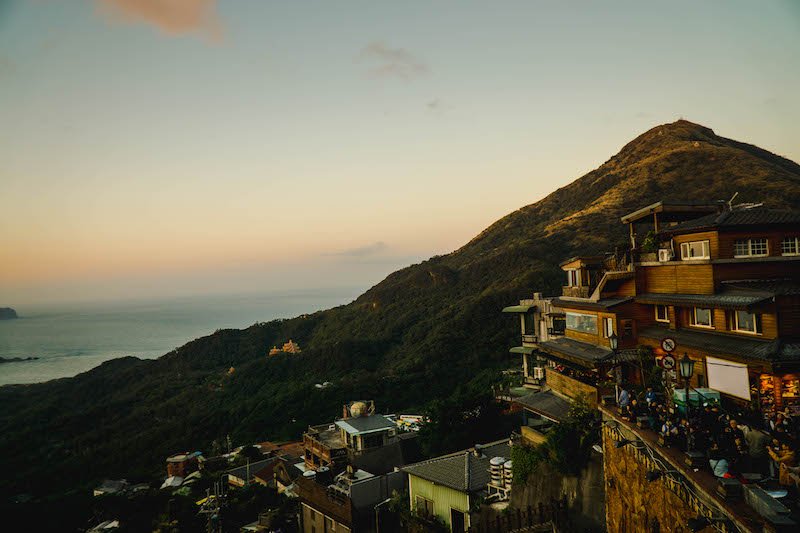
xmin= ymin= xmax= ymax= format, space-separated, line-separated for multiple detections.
xmin=2 ymin=119 xmax=800 ymax=506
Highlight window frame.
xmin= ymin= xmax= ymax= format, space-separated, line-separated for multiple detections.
xmin=602 ymin=317 xmax=614 ymax=338
xmin=781 ymin=236 xmax=800 ymax=256
xmin=654 ymin=305 xmax=669 ymax=323
xmin=680 ymin=240 xmax=710 ymax=260
xmin=415 ymin=496 xmax=434 ymax=517
xmin=691 ymin=307 xmax=713 ymax=328
xmin=565 ymin=311 xmax=598 ymax=334
xmin=734 ymin=238 xmax=769 ymax=258
xmin=732 ymin=310 xmax=762 ymax=335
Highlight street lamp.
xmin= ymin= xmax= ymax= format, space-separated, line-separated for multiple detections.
xmin=679 ymin=353 xmax=694 ymax=451
xmin=609 ymin=332 xmax=619 ymax=351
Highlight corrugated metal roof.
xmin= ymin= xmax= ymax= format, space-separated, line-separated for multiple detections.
xmin=502 ymin=304 xmax=536 ymax=313
xmin=551 ymin=297 xmax=633 ymax=311
xmin=537 ymin=337 xmax=613 ymax=367
xmin=515 ymin=390 xmax=571 ymax=422
xmin=509 ymin=346 xmax=535 ymax=355
xmin=335 ymin=414 xmax=396 ymax=435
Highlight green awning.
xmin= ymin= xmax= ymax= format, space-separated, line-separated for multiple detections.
xmin=509 ymin=346 xmax=535 ymax=355
xmin=502 ymin=305 xmax=536 ymax=313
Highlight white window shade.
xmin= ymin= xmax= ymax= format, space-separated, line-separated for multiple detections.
xmin=705 ymin=356 xmax=750 ymax=400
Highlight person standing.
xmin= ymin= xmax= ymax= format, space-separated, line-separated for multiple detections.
xmin=745 ymin=427 xmax=771 ymax=475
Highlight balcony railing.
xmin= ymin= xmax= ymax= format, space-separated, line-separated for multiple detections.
xmin=561 ymin=285 xmax=590 ymax=298
xmin=521 ymin=334 xmax=538 ymax=344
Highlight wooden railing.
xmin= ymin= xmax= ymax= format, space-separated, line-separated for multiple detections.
xmin=561 ymin=285 xmax=590 ymax=298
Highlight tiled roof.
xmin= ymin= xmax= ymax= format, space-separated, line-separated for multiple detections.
xmin=638 ymin=325 xmax=800 ymax=364
xmin=551 ymin=297 xmax=633 ymax=311
xmin=226 ymin=458 xmax=277 ymax=481
xmin=335 ymin=414 xmax=396 ymax=435
xmin=515 ymin=390 xmax=571 ymax=422
xmin=401 ymin=440 xmax=511 ymax=493
xmin=721 ymin=279 xmax=800 ymax=296
xmin=537 ymin=337 xmax=613 ymax=368
xmin=635 ymin=291 xmax=773 ymax=311
xmin=661 ymin=207 xmax=800 ymax=235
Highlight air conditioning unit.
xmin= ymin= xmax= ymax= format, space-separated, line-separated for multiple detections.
xmin=658 ymin=249 xmax=673 ymax=262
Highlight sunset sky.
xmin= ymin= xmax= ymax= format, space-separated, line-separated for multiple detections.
xmin=1 ymin=1 xmax=799 ymax=304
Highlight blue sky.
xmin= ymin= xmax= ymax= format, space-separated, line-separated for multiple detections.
xmin=1 ymin=1 xmax=799 ymax=304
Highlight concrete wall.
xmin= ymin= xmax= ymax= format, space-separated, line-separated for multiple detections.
xmin=510 ymin=450 xmax=605 ymax=531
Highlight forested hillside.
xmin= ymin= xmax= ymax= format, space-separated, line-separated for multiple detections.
xmin=2 ymin=120 xmax=800 ymax=506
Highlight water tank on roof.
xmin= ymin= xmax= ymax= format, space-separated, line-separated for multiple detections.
xmin=490 ymin=457 xmax=505 ymax=487
xmin=350 ymin=401 xmax=368 ymax=417
xmin=503 ymin=460 xmax=513 ymax=490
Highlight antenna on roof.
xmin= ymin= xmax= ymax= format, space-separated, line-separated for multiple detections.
xmin=727 ymin=192 xmax=739 ymax=211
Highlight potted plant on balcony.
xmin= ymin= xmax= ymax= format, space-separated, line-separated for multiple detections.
xmin=639 ymin=231 xmax=658 ymax=262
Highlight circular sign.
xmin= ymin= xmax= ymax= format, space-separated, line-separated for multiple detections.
xmin=661 ymin=355 xmax=676 ymax=370
xmin=661 ymin=337 xmax=677 ymax=353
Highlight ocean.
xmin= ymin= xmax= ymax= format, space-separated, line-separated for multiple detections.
xmin=0 ymin=288 xmax=362 ymax=386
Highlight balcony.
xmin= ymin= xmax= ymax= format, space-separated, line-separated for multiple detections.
xmin=561 ymin=285 xmax=590 ymax=298
xmin=521 ymin=334 xmax=538 ymax=345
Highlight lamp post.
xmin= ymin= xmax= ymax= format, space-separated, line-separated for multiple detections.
xmin=609 ymin=332 xmax=619 ymax=352
xmin=679 ymin=352 xmax=694 ymax=451
xmin=608 ymin=333 xmax=620 ymax=404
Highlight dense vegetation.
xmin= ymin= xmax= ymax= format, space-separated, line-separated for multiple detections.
xmin=511 ymin=400 xmax=600 ymax=482
xmin=2 ymin=120 xmax=800 ymax=528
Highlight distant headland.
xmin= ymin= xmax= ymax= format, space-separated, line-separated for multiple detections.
xmin=0 ymin=307 xmax=19 ymax=320
xmin=0 ymin=356 xmax=39 ymax=364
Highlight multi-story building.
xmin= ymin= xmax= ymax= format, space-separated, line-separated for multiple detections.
xmin=507 ymin=201 xmax=800 ymax=423
xmin=298 ymin=401 xmax=421 ymax=532
xmin=506 ymin=200 xmax=800 ymax=531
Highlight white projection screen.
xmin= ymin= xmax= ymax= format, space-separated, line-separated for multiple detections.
xmin=705 ymin=356 xmax=751 ymax=400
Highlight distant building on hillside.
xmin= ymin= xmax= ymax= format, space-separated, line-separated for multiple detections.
xmin=268 ymin=339 xmax=302 ymax=356
xmin=298 ymin=400 xmax=422 ymax=532
xmin=166 ymin=451 xmax=201 ymax=478
xmin=401 ymin=439 xmax=513 ymax=532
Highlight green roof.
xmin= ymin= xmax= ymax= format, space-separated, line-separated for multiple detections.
xmin=509 ymin=346 xmax=535 ymax=355
xmin=502 ymin=305 xmax=536 ymax=313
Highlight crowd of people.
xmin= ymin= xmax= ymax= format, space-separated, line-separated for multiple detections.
xmin=617 ymin=385 xmax=800 ymax=491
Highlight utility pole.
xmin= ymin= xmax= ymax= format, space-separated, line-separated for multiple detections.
xmin=198 ymin=479 xmax=226 ymax=533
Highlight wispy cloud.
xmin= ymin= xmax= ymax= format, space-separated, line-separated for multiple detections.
xmin=328 ymin=241 xmax=388 ymax=257
xmin=94 ymin=0 xmax=223 ymax=41
xmin=360 ymin=42 xmax=428 ymax=80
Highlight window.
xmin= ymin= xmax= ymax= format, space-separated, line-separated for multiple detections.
xmin=415 ymin=496 xmax=434 ymax=517
xmin=602 ymin=317 xmax=614 ymax=338
xmin=565 ymin=312 xmax=597 ymax=334
xmin=655 ymin=305 xmax=668 ymax=323
xmin=734 ymin=238 xmax=768 ymax=258
xmin=691 ymin=307 xmax=713 ymax=327
xmin=621 ymin=319 xmax=634 ymax=339
xmin=782 ymin=237 xmax=800 ymax=256
xmin=680 ymin=240 xmax=710 ymax=260
xmin=566 ymin=269 xmax=579 ymax=287
xmin=732 ymin=310 xmax=762 ymax=334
